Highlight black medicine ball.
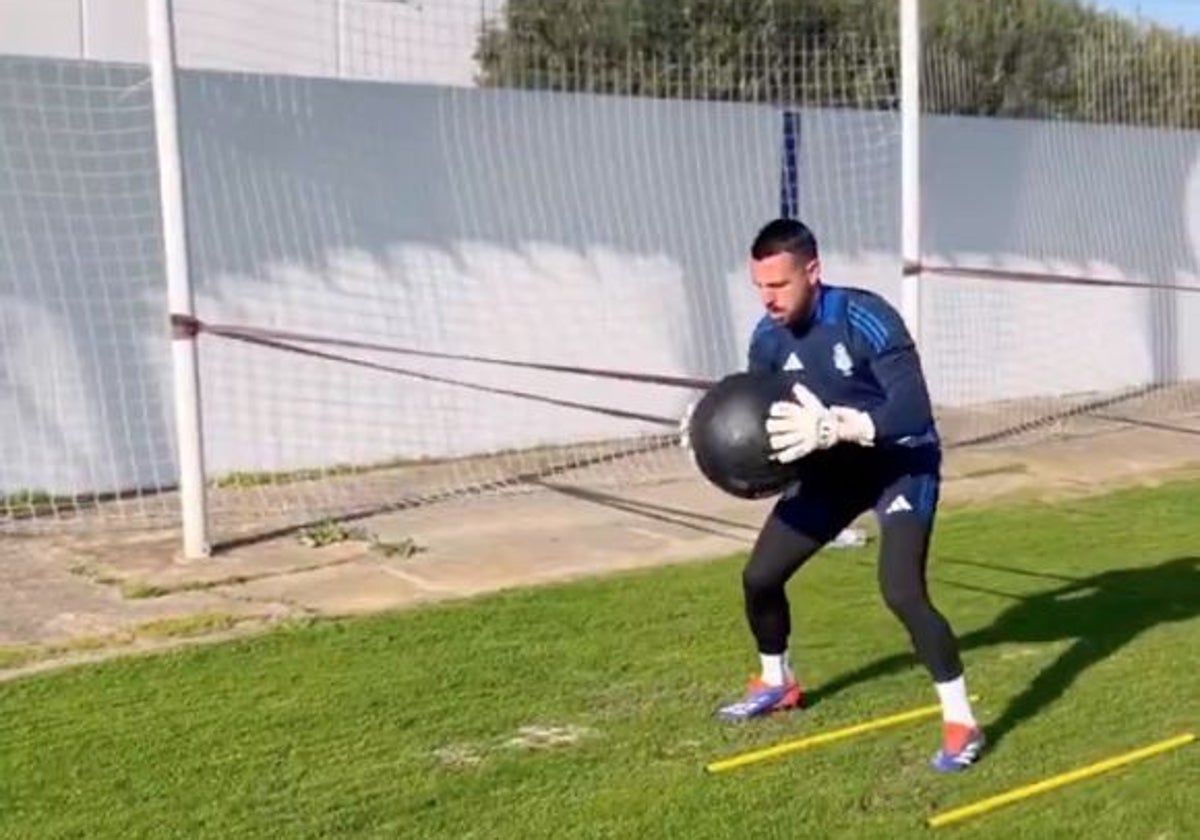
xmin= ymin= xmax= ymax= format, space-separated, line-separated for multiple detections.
xmin=688 ymin=371 xmax=801 ymax=499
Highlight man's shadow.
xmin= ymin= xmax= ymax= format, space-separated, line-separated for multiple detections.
xmin=807 ymin=555 xmax=1200 ymax=749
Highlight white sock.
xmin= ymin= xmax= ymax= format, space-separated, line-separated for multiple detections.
xmin=934 ymin=675 xmax=977 ymax=727
xmin=759 ymin=651 xmax=792 ymax=687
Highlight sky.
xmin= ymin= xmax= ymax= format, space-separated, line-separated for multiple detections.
xmin=1089 ymin=0 xmax=1200 ymax=32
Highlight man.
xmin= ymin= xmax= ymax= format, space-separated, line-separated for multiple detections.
xmin=688 ymin=218 xmax=984 ymax=773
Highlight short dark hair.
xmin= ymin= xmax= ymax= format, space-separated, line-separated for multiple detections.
xmin=750 ymin=218 xmax=819 ymax=262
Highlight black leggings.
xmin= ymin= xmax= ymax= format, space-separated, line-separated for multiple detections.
xmin=742 ymin=506 xmax=964 ymax=683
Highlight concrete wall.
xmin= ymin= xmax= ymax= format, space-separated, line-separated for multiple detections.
xmin=921 ymin=114 xmax=1200 ymax=407
xmin=2 ymin=53 xmax=1199 ymax=495
xmin=0 ymin=0 xmax=504 ymax=85
xmin=0 ymin=58 xmax=173 ymax=497
xmin=178 ymin=71 xmax=780 ymax=483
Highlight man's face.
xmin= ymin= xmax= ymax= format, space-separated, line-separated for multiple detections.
xmin=750 ymin=251 xmax=820 ymax=325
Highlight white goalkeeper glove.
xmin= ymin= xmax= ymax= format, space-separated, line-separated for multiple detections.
xmin=678 ymin=400 xmax=698 ymax=466
xmin=765 ymin=383 xmax=876 ymax=464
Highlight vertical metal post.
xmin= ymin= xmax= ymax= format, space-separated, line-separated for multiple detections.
xmin=900 ymin=0 xmax=922 ymax=340
xmin=148 ymin=0 xmax=210 ymax=559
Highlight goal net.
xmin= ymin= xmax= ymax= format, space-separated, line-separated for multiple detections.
xmin=916 ymin=5 xmax=1200 ymax=450
xmin=2 ymin=0 xmax=902 ymax=542
xmin=0 ymin=56 xmax=175 ymax=526
xmin=3 ymin=0 xmax=1198 ymax=546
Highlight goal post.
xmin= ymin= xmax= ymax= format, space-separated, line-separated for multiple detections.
xmin=900 ymin=0 xmax=923 ymax=343
xmin=148 ymin=0 xmax=210 ymax=559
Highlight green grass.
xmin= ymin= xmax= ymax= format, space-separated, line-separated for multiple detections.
xmin=2 ymin=481 xmax=1199 ymax=839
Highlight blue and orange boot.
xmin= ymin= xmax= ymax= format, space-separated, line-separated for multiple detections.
xmin=930 ymin=721 xmax=987 ymax=772
xmin=716 ymin=676 xmax=804 ymax=722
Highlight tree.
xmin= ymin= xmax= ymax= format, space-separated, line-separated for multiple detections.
xmin=474 ymin=0 xmax=1200 ymax=129
xmin=474 ymin=0 xmax=900 ymax=107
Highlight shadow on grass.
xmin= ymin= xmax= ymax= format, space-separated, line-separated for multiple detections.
xmin=807 ymin=555 xmax=1200 ymax=749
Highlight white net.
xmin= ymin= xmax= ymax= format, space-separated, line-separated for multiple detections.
xmin=0 ymin=0 xmax=902 ymax=541
xmin=916 ymin=5 xmax=1200 ymax=448
xmin=167 ymin=0 xmax=901 ymax=544
xmin=4 ymin=0 xmax=1200 ymax=547
xmin=0 ymin=56 xmax=176 ymax=526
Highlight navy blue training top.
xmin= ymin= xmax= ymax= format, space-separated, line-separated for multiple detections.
xmin=747 ymin=283 xmax=939 ymax=451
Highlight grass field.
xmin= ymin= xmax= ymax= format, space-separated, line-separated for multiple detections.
xmin=2 ymin=480 xmax=1198 ymax=839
